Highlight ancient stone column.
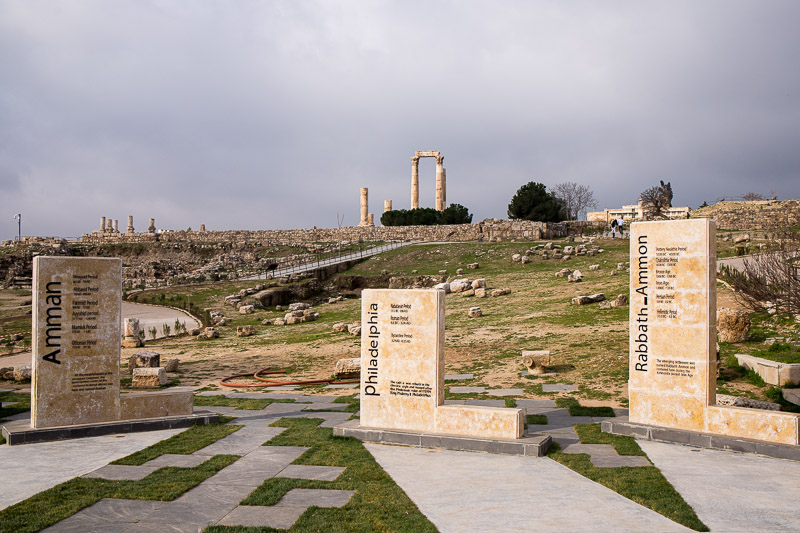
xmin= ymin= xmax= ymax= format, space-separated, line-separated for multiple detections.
xmin=106 ymin=218 xmax=114 ymax=232
xmin=411 ymin=156 xmax=420 ymax=209
xmin=148 ymin=218 xmax=156 ymax=233
xmin=200 ymin=224 xmax=206 ymax=232
xmin=368 ymin=213 xmax=374 ymax=226
xmin=359 ymin=188 xmax=369 ymax=226
xmin=435 ymin=155 xmax=445 ymax=211
xmin=100 ymin=217 xmax=106 ymax=232
xmin=112 ymin=219 xmax=119 ymax=233
xmin=121 ymin=318 xmax=143 ymax=348
xmin=384 ymin=200 xmax=392 ymax=212
xmin=127 ymin=216 xmax=134 ymax=233
xmin=441 ymin=168 xmax=447 ymax=208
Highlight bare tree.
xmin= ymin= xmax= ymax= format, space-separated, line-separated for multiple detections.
xmin=552 ymin=182 xmax=597 ymax=220
xmin=721 ymin=227 xmax=800 ymax=316
xmin=639 ymin=180 xmax=673 ymax=220
xmin=742 ymin=192 xmax=764 ymax=201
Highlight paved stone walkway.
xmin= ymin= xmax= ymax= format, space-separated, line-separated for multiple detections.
xmin=42 ymin=395 xmax=355 ymax=532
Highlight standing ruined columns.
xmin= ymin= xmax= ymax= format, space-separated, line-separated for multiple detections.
xmin=148 ymin=218 xmax=156 ymax=233
xmin=359 ymin=188 xmax=369 ymax=226
xmin=200 ymin=224 xmax=206 ymax=232
xmin=367 ymin=213 xmax=374 ymax=226
xmin=106 ymin=218 xmax=113 ymax=232
xmin=100 ymin=217 xmax=106 ymax=232
xmin=435 ymin=155 xmax=445 ymax=211
xmin=127 ymin=216 xmax=134 ymax=233
xmin=411 ymin=156 xmax=420 ymax=209
xmin=384 ymin=200 xmax=392 ymax=212
xmin=112 ymin=219 xmax=119 ymax=233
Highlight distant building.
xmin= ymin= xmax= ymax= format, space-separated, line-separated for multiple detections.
xmin=587 ymin=201 xmax=690 ymax=223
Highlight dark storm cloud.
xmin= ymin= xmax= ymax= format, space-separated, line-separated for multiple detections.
xmin=1 ymin=1 xmax=799 ymax=239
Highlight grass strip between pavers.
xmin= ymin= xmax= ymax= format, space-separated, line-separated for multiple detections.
xmin=0 ymin=454 xmax=238 ymax=533
xmin=112 ymin=417 xmax=241 ymax=465
xmin=193 ymin=395 xmax=297 ymax=410
xmin=0 ymin=391 xmax=31 ymax=445
xmin=548 ymin=423 xmax=709 ymax=532
xmin=555 ymin=397 xmax=616 ymax=417
xmin=526 ymin=414 xmax=548 ymax=425
xmin=205 ymin=417 xmax=438 ymax=533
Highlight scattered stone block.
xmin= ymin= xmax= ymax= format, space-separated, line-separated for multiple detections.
xmin=450 ymin=279 xmax=471 ymax=293
xmin=164 ymin=358 xmax=179 ymax=372
xmin=239 ymin=305 xmax=255 ymax=314
xmin=521 ymin=350 xmax=551 ymax=375
xmin=334 ymin=358 xmax=360 ymax=379
xmin=733 ymin=233 xmax=750 ymax=244
xmin=512 ymin=254 xmax=522 ymax=262
xmin=332 ymin=323 xmax=349 ymax=333
xmin=555 ymin=268 xmax=571 ymax=278
xmin=132 ymin=367 xmax=167 ymax=388
xmin=433 ymin=282 xmax=451 ymax=293
xmin=237 ymin=325 xmax=256 ymax=337
xmin=467 ymin=263 xmax=479 ymax=269
xmin=347 ymin=324 xmax=361 ymax=335
xmin=568 ymin=270 xmax=583 ymax=282
xmin=204 ymin=327 xmax=219 ymax=338
xmin=471 ymin=278 xmax=486 ymax=289
xmin=129 ymin=350 xmax=160 ymax=373
xmin=261 ymin=318 xmax=273 ymax=325
xmin=273 ymin=318 xmax=286 ymax=326
xmin=461 ymin=289 xmax=475 ymax=297
xmin=520 ymin=255 xmax=531 ymax=264
xmin=468 ymin=306 xmax=482 ymax=318
xmin=474 ymin=288 xmax=487 ymax=298
xmin=456 ymin=268 xmax=464 ymax=275
xmin=13 ymin=364 xmax=31 ymax=382
xmin=717 ymin=308 xmax=751 ymax=343
xmin=589 ymin=264 xmax=600 ymax=271
xmin=289 ymin=302 xmax=311 ymax=312
xmin=572 ymin=293 xmax=606 ymax=305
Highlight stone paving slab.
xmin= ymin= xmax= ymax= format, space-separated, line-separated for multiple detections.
xmin=217 ymin=504 xmax=306 ymax=529
xmin=276 ymin=464 xmax=346 ymax=481
xmin=521 ymin=370 xmax=557 ymax=377
xmin=516 ymin=399 xmax=556 ymax=408
xmin=0 ymin=428 xmax=184 ymax=510
xmin=280 ymin=488 xmax=355 ymax=507
xmin=444 ymin=373 xmax=474 ymax=380
xmin=484 ymin=388 xmax=523 ymax=396
xmin=324 ymin=383 xmax=358 ymax=389
xmin=302 ymin=403 xmax=347 ymax=411
xmin=44 ymin=517 xmax=132 ymax=532
xmin=365 ymin=444 xmax=690 ymax=532
xmin=82 ymin=465 xmax=157 ymax=481
xmin=141 ymin=453 xmax=210 ymax=468
xmin=562 ymin=443 xmax=652 ymax=468
xmin=463 ymin=399 xmax=506 ymax=407
xmin=640 ymin=440 xmax=800 ymax=532
xmin=196 ymin=390 xmax=231 ymax=396
xmin=541 ymin=383 xmax=578 ymax=392
xmin=448 ymin=386 xmax=485 ymax=394
xmin=175 ymin=482 xmax=255 ymax=505
xmin=134 ymin=500 xmax=237 ymax=526
xmin=193 ymin=426 xmax=286 ymax=456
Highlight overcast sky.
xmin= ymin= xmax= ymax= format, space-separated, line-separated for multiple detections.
xmin=1 ymin=1 xmax=799 ymax=240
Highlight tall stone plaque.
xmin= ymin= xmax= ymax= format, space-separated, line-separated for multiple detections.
xmin=628 ymin=219 xmax=716 ymax=430
xmin=360 ymin=289 xmax=523 ymax=439
xmin=627 ymin=219 xmax=799 ymax=445
xmin=361 ymin=289 xmax=444 ymax=433
xmin=32 ymin=257 xmax=122 ymax=427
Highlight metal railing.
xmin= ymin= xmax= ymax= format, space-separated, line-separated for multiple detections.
xmin=245 ymin=241 xmax=417 ymax=281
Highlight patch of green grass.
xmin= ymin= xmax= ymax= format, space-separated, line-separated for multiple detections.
xmin=193 ymin=395 xmax=296 ymax=410
xmin=112 ymin=420 xmax=242 ymax=465
xmin=504 ymin=398 xmax=517 ymax=407
xmin=548 ymin=426 xmax=708 ymax=531
xmin=0 ymin=454 xmax=238 ymax=533
xmin=526 ymin=414 xmax=548 ymax=425
xmin=205 ymin=418 xmax=436 ymax=532
xmin=0 ymin=391 xmax=31 ymax=420
xmin=555 ymin=397 xmax=616 ymax=417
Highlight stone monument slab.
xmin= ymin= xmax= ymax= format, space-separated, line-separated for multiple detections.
xmin=3 ymin=256 xmax=206 ymax=444
xmin=617 ymin=219 xmax=800 ymax=446
xmin=359 ymin=289 xmax=522 ymax=440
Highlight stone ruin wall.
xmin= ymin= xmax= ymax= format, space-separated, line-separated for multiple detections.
xmin=79 ymin=219 xmax=605 ymax=246
xmin=694 ymin=200 xmax=800 ymax=231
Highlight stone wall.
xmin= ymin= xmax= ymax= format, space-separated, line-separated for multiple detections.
xmin=691 ymin=200 xmax=800 ymax=231
xmin=80 ymin=219 xmax=605 ymax=245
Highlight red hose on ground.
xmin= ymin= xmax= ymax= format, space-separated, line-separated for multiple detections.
xmin=219 ymin=367 xmax=359 ymax=388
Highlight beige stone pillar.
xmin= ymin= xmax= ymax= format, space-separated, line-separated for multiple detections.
xmin=368 ymin=213 xmax=374 ymax=226
xmin=200 ymin=224 xmax=206 ymax=232
xmin=411 ymin=156 xmax=420 ymax=209
xmin=384 ymin=200 xmax=392 ymax=213
xmin=127 ymin=216 xmax=134 ymax=233
xmin=112 ymin=219 xmax=119 ymax=233
xmin=148 ymin=218 xmax=156 ymax=233
xmin=106 ymin=218 xmax=113 ymax=232
xmin=442 ymin=168 xmax=447 ymax=208
xmin=359 ymin=188 xmax=369 ymax=226
xmin=100 ymin=217 xmax=106 ymax=232
xmin=435 ymin=155 xmax=445 ymax=211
